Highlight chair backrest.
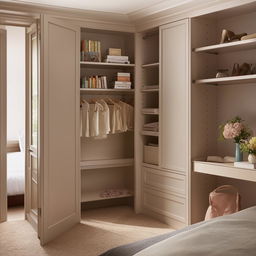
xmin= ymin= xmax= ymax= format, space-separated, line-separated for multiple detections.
xmin=205 ymin=185 xmax=240 ymax=220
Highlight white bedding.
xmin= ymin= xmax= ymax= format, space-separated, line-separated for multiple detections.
xmin=7 ymin=152 xmax=25 ymax=196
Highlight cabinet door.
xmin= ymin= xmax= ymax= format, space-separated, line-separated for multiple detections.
xmin=160 ymin=19 xmax=190 ymax=173
xmin=39 ymin=15 xmax=80 ymax=245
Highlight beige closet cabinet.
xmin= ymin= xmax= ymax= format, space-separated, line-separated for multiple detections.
xmin=159 ymin=19 xmax=190 ymax=174
xmin=146 ymin=19 xmax=190 ymax=228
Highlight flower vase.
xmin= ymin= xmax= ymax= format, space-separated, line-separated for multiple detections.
xmin=248 ymin=154 xmax=256 ymax=164
xmin=235 ymin=143 xmax=243 ymax=162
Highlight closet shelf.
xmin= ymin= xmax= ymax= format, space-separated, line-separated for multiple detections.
xmin=80 ymin=61 xmax=135 ymax=68
xmin=80 ymin=158 xmax=134 ymax=170
xmin=193 ymin=161 xmax=256 ymax=182
xmin=142 ymin=62 xmax=159 ymax=68
xmin=193 ymin=38 xmax=256 ymax=54
xmin=194 ymin=74 xmax=256 ymax=85
xmin=142 ymin=108 xmax=159 ymax=115
xmin=81 ymin=190 xmax=133 ymax=202
xmin=80 ymin=88 xmax=135 ymax=94
xmin=141 ymin=87 xmax=159 ymax=93
xmin=141 ymin=131 xmax=159 ymax=137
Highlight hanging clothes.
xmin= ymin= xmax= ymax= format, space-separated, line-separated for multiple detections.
xmin=80 ymin=100 xmax=90 ymax=137
xmin=89 ymin=102 xmax=101 ymax=137
xmin=98 ymin=99 xmax=110 ymax=138
xmin=80 ymin=98 xmax=134 ymax=138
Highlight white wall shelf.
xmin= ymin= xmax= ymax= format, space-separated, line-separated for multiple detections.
xmin=141 ymin=131 xmax=159 ymax=137
xmin=194 ymin=161 xmax=256 ymax=182
xmin=193 ymin=38 xmax=256 ymax=54
xmin=194 ymin=74 xmax=256 ymax=85
xmin=142 ymin=62 xmax=159 ymax=68
xmin=81 ymin=190 xmax=133 ymax=202
xmin=80 ymin=61 xmax=135 ymax=68
xmin=80 ymin=158 xmax=134 ymax=170
xmin=80 ymin=88 xmax=134 ymax=94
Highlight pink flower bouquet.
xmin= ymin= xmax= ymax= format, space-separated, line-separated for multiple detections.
xmin=220 ymin=116 xmax=251 ymax=143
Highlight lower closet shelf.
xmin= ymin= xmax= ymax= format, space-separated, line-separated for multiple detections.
xmin=81 ymin=190 xmax=133 ymax=203
xmin=80 ymin=158 xmax=134 ymax=170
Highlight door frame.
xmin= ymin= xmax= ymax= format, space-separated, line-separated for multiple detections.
xmin=0 ymin=27 xmax=7 ymax=223
xmin=0 ymin=14 xmax=38 ymax=223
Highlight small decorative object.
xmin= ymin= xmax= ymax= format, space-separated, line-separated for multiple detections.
xmin=216 ymin=69 xmax=229 ymax=78
xmin=219 ymin=116 xmax=251 ymax=162
xmin=240 ymin=137 xmax=256 ymax=164
xmin=232 ymin=63 xmax=240 ymax=76
xmin=220 ymin=29 xmax=247 ymax=44
xmin=250 ymin=64 xmax=256 ymax=74
xmin=232 ymin=63 xmax=251 ymax=76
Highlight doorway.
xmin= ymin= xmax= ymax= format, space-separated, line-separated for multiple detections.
xmin=6 ymin=25 xmax=26 ymax=221
xmin=0 ymin=21 xmax=39 ymax=231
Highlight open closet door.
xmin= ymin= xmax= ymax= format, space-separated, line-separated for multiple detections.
xmin=39 ymin=15 xmax=80 ymax=245
xmin=25 ymin=22 xmax=40 ymax=232
xmin=0 ymin=28 xmax=7 ymax=223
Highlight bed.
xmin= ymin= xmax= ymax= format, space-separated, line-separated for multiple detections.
xmin=100 ymin=206 xmax=256 ymax=256
xmin=7 ymin=151 xmax=25 ymax=206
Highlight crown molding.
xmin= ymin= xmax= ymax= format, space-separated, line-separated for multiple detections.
xmin=131 ymin=0 xmax=256 ymax=31
xmin=128 ymin=0 xmax=193 ymax=21
xmin=0 ymin=0 xmax=255 ymax=32
xmin=0 ymin=0 xmax=135 ymax=32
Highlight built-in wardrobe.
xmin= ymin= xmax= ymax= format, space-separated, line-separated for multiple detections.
xmin=41 ymin=1 xmax=256 ymax=238
xmin=135 ymin=1 xmax=256 ymax=228
xmin=79 ymin=20 xmax=190 ymax=229
xmin=79 ymin=28 xmax=135 ymax=209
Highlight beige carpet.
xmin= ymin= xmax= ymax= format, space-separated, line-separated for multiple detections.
xmin=0 ymin=206 xmax=174 ymax=256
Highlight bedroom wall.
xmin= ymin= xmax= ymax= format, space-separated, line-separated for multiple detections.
xmin=6 ymin=26 xmax=25 ymax=141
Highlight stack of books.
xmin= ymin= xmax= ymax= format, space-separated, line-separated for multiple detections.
xmin=114 ymin=73 xmax=131 ymax=89
xmin=105 ymin=55 xmax=130 ymax=64
xmin=81 ymin=76 xmax=107 ymax=89
xmin=81 ymin=40 xmax=101 ymax=62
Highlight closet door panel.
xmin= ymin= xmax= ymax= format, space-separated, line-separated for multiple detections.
xmin=143 ymin=167 xmax=186 ymax=196
xmin=143 ymin=188 xmax=186 ymax=224
xmin=160 ymin=19 xmax=189 ymax=173
xmin=40 ymin=15 xmax=80 ymax=245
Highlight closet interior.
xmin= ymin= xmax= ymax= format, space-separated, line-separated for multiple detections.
xmin=139 ymin=29 xmax=159 ymax=166
xmin=191 ymin=6 xmax=256 ymax=223
xmin=80 ymin=28 xmax=135 ymax=208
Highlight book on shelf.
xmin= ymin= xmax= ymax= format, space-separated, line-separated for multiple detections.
xmin=234 ymin=161 xmax=256 ymax=170
xmin=107 ymin=48 xmax=122 ymax=56
xmin=81 ymin=39 xmax=101 ymax=62
xmin=114 ymin=81 xmax=131 ymax=89
xmin=117 ymin=72 xmax=130 ymax=82
xmin=81 ymin=75 xmax=107 ymax=89
xmin=104 ymin=55 xmax=130 ymax=64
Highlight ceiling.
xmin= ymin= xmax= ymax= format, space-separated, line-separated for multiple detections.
xmin=8 ymin=0 xmax=193 ymax=15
